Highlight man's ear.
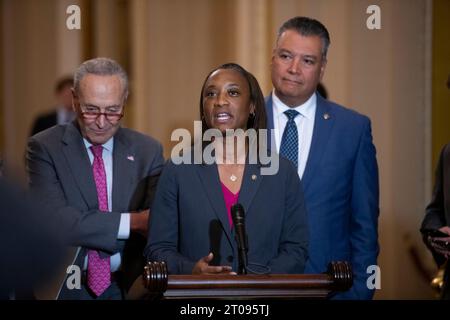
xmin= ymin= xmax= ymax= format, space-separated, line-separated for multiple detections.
xmin=122 ymin=90 xmax=129 ymax=105
xmin=71 ymin=88 xmax=78 ymax=112
xmin=270 ymin=48 xmax=277 ymax=66
xmin=319 ymin=58 xmax=327 ymax=80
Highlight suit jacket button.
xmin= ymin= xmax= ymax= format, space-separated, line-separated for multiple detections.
xmin=227 ymin=256 xmax=233 ymax=262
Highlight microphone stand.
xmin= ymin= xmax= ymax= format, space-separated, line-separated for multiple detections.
xmin=236 ymin=234 xmax=248 ymax=275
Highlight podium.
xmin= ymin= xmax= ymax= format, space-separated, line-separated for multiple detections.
xmin=127 ymin=261 xmax=352 ymax=300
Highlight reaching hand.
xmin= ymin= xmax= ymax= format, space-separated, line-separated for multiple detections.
xmin=130 ymin=209 xmax=149 ymax=237
xmin=429 ymin=226 xmax=450 ymax=259
xmin=192 ymin=253 xmax=237 ymax=275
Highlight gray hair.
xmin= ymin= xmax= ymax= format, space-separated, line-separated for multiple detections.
xmin=73 ymin=57 xmax=129 ymax=99
xmin=277 ymin=16 xmax=330 ymax=59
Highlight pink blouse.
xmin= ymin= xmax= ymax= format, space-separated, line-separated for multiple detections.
xmin=220 ymin=182 xmax=240 ymax=229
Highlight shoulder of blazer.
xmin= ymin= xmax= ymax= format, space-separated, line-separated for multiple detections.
xmin=322 ymin=97 xmax=369 ymax=120
xmin=318 ymin=97 xmax=371 ymax=132
xmin=30 ymin=123 xmax=69 ymax=146
xmin=439 ymin=143 xmax=450 ymax=163
xmin=116 ymin=127 xmax=163 ymax=152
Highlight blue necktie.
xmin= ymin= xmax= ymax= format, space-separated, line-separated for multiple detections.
xmin=280 ymin=109 xmax=299 ymax=169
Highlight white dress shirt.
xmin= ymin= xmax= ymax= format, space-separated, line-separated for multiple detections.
xmin=83 ymin=137 xmax=130 ymax=272
xmin=272 ymin=91 xmax=316 ymax=179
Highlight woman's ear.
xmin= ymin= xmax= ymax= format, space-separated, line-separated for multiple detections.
xmin=250 ymin=103 xmax=256 ymax=116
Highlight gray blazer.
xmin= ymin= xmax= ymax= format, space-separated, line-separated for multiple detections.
xmin=145 ymin=150 xmax=309 ymax=275
xmin=421 ymin=144 xmax=450 ymax=266
xmin=27 ymin=122 xmax=164 ymax=298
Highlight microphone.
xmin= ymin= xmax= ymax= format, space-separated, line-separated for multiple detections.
xmin=209 ymin=219 xmax=222 ymax=265
xmin=231 ymin=203 xmax=248 ymax=274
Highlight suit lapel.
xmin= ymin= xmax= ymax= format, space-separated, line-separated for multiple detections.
xmin=265 ymin=95 xmax=276 ymax=151
xmin=62 ymin=123 xmax=98 ymax=209
xmin=301 ymin=95 xmax=335 ymax=189
xmin=195 ymin=163 xmax=234 ymax=249
xmin=238 ymin=163 xmax=263 ymax=220
xmin=112 ymin=128 xmax=134 ymax=212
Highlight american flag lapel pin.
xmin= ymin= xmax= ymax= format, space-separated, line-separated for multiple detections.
xmin=127 ymin=155 xmax=135 ymax=161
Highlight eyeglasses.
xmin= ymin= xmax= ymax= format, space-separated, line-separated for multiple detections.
xmin=78 ymin=104 xmax=124 ymax=122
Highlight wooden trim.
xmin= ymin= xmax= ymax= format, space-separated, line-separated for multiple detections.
xmin=126 ymin=261 xmax=353 ymax=300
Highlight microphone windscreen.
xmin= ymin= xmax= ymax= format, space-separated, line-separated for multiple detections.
xmin=231 ymin=203 xmax=245 ymax=226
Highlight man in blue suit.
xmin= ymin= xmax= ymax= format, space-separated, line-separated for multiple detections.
xmin=266 ymin=16 xmax=379 ymax=299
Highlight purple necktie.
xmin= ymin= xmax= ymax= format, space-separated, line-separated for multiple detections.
xmin=87 ymin=145 xmax=111 ymax=296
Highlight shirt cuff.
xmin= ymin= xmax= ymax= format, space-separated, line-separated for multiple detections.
xmin=118 ymin=213 xmax=130 ymax=239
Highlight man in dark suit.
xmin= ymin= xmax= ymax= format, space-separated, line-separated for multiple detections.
xmin=421 ymin=144 xmax=450 ymax=299
xmin=30 ymin=76 xmax=75 ymax=136
xmin=26 ymin=58 xmax=164 ymax=299
xmin=421 ymin=78 xmax=450 ymax=299
xmin=266 ymin=17 xmax=379 ymax=299
xmin=0 ymin=178 xmax=65 ymax=299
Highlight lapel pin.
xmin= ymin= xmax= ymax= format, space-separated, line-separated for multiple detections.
xmin=251 ymin=174 xmax=257 ymax=181
xmin=127 ymin=155 xmax=135 ymax=161
xmin=323 ymin=113 xmax=330 ymax=120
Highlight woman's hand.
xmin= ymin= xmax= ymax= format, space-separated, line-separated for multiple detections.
xmin=192 ymin=252 xmax=237 ymax=275
xmin=429 ymin=226 xmax=450 ymax=259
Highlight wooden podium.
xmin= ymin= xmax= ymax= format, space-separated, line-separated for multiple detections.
xmin=127 ymin=261 xmax=352 ymax=300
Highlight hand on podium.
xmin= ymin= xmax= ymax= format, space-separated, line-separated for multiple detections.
xmin=192 ymin=253 xmax=237 ymax=275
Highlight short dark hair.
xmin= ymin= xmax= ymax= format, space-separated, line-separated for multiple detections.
xmin=73 ymin=57 xmax=128 ymax=100
xmin=277 ymin=16 xmax=330 ymax=59
xmin=199 ymin=63 xmax=266 ymax=134
xmin=199 ymin=63 xmax=267 ymax=156
xmin=317 ymin=82 xmax=328 ymax=99
xmin=54 ymin=76 xmax=73 ymax=94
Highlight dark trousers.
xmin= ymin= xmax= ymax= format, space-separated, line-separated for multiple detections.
xmin=442 ymin=263 xmax=450 ymax=300
xmin=59 ymin=271 xmax=124 ymax=300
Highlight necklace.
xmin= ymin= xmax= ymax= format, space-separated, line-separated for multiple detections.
xmin=219 ymin=164 xmax=242 ymax=183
